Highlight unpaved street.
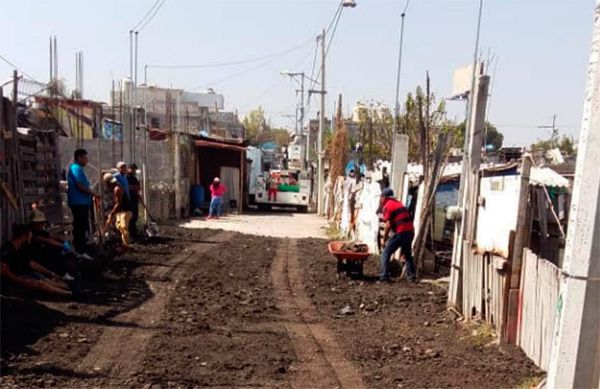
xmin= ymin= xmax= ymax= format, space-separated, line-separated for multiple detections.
xmin=1 ymin=215 xmax=541 ymax=388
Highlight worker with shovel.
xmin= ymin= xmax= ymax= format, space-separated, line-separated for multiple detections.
xmin=379 ymin=188 xmax=416 ymax=282
xmin=103 ymin=173 xmax=133 ymax=247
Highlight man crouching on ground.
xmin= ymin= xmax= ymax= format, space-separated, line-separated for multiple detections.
xmin=1 ymin=224 xmax=72 ymax=297
xmin=103 ymin=173 xmax=133 ymax=248
xmin=379 ymin=188 xmax=416 ymax=282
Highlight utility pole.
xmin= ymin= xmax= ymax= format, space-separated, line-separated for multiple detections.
xmin=537 ymin=114 xmax=558 ymax=148
xmin=546 ymin=1 xmax=600 ymax=387
xmin=281 ymin=71 xmax=308 ymax=163
xmin=448 ymin=0 xmax=485 ymax=310
xmin=390 ymin=2 xmax=410 ymax=197
xmin=133 ymin=31 xmax=139 ymax=164
xmin=317 ymin=28 xmax=326 ymax=215
xmin=393 ymin=9 xmax=407 ymax=134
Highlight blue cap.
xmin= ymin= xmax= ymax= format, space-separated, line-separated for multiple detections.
xmin=381 ymin=188 xmax=394 ymax=198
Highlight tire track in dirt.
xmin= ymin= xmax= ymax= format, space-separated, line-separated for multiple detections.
xmin=272 ymin=239 xmax=365 ymax=389
xmin=77 ymin=231 xmax=234 ymax=383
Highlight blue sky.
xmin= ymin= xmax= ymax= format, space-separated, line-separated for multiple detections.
xmin=0 ymin=0 xmax=596 ymax=146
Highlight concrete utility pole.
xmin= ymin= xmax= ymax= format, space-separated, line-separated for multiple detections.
xmin=546 ymin=2 xmax=600 ymax=387
xmin=448 ymin=0 xmax=485 ymax=310
xmin=447 ymin=71 xmax=489 ymax=310
xmin=317 ymin=28 xmax=326 ymax=215
xmin=390 ymin=2 xmax=410 ymax=197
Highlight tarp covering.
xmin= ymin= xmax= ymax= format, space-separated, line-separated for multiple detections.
xmin=355 ymin=182 xmax=382 ymax=253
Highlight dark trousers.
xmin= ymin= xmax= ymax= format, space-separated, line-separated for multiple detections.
xmin=380 ymin=230 xmax=416 ymax=281
xmin=129 ymin=202 xmax=139 ymax=238
xmin=70 ymin=205 xmax=90 ymax=252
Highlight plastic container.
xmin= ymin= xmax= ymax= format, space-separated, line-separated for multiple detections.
xmin=190 ymin=185 xmax=205 ymax=210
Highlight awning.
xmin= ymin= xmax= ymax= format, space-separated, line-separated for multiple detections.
xmin=195 ymin=139 xmax=247 ymax=152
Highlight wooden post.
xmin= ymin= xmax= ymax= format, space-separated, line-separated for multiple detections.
xmin=504 ymin=156 xmax=531 ymax=343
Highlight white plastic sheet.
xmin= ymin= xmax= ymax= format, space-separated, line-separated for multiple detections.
xmin=355 ymin=182 xmax=382 ymax=254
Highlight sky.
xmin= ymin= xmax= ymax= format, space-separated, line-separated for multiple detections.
xmin=0 ymin=0 xmax=596 ymax=146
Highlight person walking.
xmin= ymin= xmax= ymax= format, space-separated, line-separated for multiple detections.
xmin=208 ymin=177 xmax=226 ymax=219
xmin=379 ymin=188 xmax=416 ymax=282
xmin=67 ymin=149 xmax=100 ymax=252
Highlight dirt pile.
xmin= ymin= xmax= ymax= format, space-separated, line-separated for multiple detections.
xmin=297 ymin=238 xmax=544 ymax=389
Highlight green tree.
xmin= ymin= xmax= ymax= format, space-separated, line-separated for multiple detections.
xmin=242 ymin=106 xmax=268 ymax=145
xmin=354 ymin=105 xmax=394 ymax=162
xmin=452 ymin=121 xmax=504 ymax=152
xmin=531 ymin=135 xmax=576 ymax=157
xmin=399 ymin=86 xmax=449 ymax=162
xmin=256 ymin=128 xmax=291 ymax=147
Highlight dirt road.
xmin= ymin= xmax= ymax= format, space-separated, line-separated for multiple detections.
xmin=1 ymin=217 xmax=541 ymax=388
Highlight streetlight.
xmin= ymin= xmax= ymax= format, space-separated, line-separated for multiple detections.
xmin=390 ymin=0 xmax=410 ymax=194
xmin=316 ymin=0 xmax=358 ymax=215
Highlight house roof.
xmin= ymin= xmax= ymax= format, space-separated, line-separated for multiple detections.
xmin=530 ymin=166 xmax=570 ymax=188
xmin=195 ymin=139 xmax=246 ymax=152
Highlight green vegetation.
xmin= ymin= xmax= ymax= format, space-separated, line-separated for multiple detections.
xmin=243 ymin=106 xmax=291 ymax=147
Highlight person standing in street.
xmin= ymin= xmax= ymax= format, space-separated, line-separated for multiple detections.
xmin=379 ymin=188 xmax=416 ymax=282
xmin=67 ymin=149 xmax=100 ymax=252
xmin=126 ymin=163 xmax=142 ymax=239
xmin=208 ymin=177 xmax=226 ymax=219
xmin=103 ymin=173 xmax=133 ymax=247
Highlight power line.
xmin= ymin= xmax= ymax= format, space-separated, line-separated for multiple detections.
xmin=0 ymin=53 xmax=38 ymax=82
xmin=236 ymin=45 xmax=316 ymax=111
xmin=189 ymin=39 xmax=315 ymax=91
xmin=137 ymin=0 xmax=166 ymax=32
xmin=147 ymin=38 xmax=313 ymax=70
xmin=403 ymin=0 xmax=411 ymax=14
xmin=132 ymin=0 xmax=162 ymax=31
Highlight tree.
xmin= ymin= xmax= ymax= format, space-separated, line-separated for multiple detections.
xmin=531 ymin=135 xmax=576 ymax=157
xmin=255 ymin=128 xmax=291 ymax=147
xmin=242 ymin=107 xmax=268 ymax=145
xmin=400 ymin=84 xmax=449 ymax=163
xmin=354 ymin=104 xmax=394 ymax=163
xmin=452 ymin=121 xmax=504 ymax=152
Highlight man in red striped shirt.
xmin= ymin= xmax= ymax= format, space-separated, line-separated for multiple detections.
xmin=379 ymin=188 xmax=416 ymax=282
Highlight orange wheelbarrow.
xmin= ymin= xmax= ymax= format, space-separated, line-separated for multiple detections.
xmin=327 ymin=241 xmax=371 ymax=278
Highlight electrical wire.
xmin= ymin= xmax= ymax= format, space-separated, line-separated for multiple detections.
xmin=147 ymin=38 xmax=313 ymax=70
xmin=0 ymin=53 xmax=38 ymax=82
xmin=403 ymin=0 xmax=411 ymax=15
xmin=132 ymin=0 xmax=162 ymax=31
xmin=137 ymin=0 xmax=166 ymax=32
xmin=189 ymin=57 xmax=276 ymax=90
xmin=189 ymin=38 xmax=315 ymax=91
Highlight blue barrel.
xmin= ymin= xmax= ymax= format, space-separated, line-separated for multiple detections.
xmin=190 ymin=185 xmax=205 ymax=210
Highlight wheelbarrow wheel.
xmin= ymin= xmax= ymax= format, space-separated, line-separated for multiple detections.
xmin=337 ymin=259 xmax=344 ymax=280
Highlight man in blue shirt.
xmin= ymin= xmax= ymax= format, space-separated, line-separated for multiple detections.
xmin=114 ymin=161 xmax=130 ymax=197
xmin=67 ymin=149 xmax=100 ymax=252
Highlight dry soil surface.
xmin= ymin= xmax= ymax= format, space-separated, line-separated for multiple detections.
xmin=1 ymin=225 xmax=543 ymax=388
